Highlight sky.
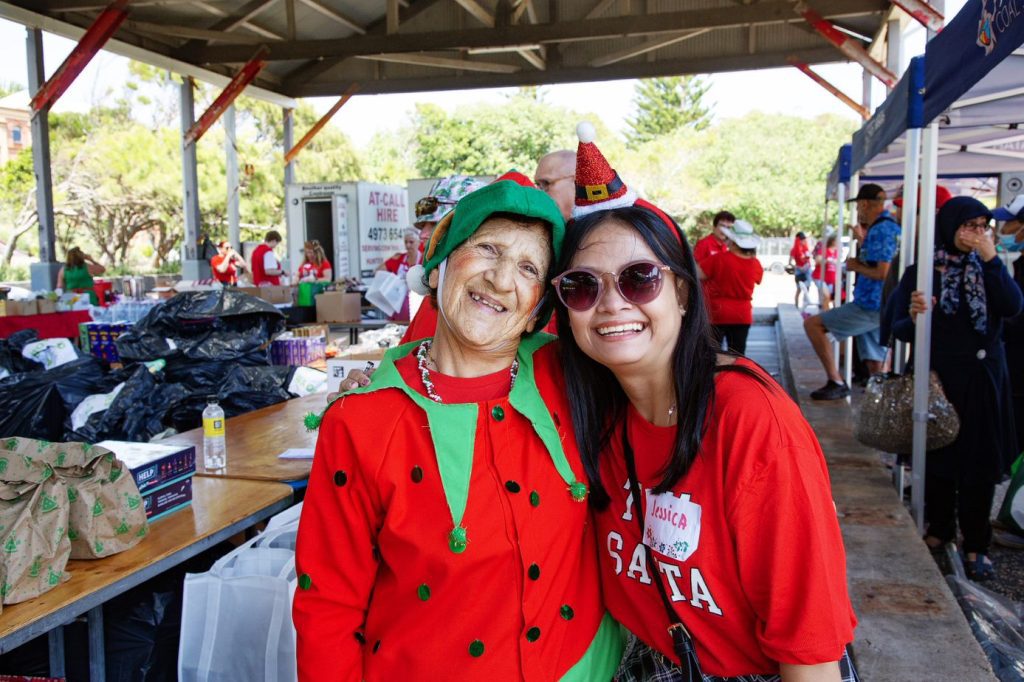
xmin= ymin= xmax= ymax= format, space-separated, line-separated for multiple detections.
xmin=0 ymin=13 xmax=935 ymax=148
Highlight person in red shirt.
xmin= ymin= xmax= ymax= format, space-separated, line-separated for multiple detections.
xmin=297 ymin=240 xmax=333 ymax=281
xmin=692 ymin=210 xmax=734 ymax=267
xmin=812 ymin=232 xmax=840 ymax=311
xmin=374 ymin=228 xmax=422 ymax=321
xmin=550 ymin=129 xmax=856 ymax=681
xmin=210 ymin=240 xmax=247 ymax=286
xmin=250 ymin=229 xmax=283 ymax=286
xmin=295 ymin=174 xmax=621 ymax=682
xmin=788 ymin=231 xmax=813 ymax=312
xmin=699 ymin=219 xmax=764 ymax=354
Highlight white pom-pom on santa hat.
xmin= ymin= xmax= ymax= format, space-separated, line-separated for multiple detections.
xmin=576 ymin=121 xmax=597 ymax=144
xmin=406 ymin=263 xmax=430 ymax=295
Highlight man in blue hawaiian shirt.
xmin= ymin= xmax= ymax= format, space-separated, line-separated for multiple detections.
xmin=804 ymin=183 xmax=901 ymax=400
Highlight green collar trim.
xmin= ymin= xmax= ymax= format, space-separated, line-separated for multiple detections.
xmin=343 ymin=332 xmax=583 ymax=552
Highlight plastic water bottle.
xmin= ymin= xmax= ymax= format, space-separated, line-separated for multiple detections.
xmin=202 ymin=399 xmax=226 ymax=471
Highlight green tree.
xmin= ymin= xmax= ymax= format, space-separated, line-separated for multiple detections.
xmin=626 ymin=76 xmax=711 ymax=146
xmin=0 ymin=81 xmax=25 ymax=98
xmin=411 ymin=92 xmax=609 ymax=177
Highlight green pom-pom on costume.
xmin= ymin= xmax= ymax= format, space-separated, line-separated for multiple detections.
xmin=569 ymin=481 xmax=588 ymax=502
xmin=448 ymin=526 xmax=468 ymax=554
xmin=303 ymin=411 xmax=322 ymax=431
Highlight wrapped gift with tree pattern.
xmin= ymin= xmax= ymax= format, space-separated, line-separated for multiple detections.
xmin=0 ymin=437 xmax=72 ymax=606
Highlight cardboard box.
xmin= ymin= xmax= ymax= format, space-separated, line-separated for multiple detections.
xmin=95 ymin=440 xmax=197 ymax=495
xmin=316 ymin=292 xmax=361 ymax=323
xmin=326 ymin=349 xmax=387 ymax=393
xmin=6 ymin=299 xmax=38 ymax=316
xmin=36 ymin=299 xmax=57 ymax=314
xmin=258 ymin=285 xmax=294 ymax=305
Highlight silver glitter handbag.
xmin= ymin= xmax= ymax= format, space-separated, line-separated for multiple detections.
xmin=854 ymin=371 xmax=960 ymax=453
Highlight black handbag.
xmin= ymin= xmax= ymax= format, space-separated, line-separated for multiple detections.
xmin=622 ymin=429 xmax=704 ymax=681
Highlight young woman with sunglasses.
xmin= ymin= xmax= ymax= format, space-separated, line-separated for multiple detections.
xmin=551 ymin=202 xmax=857 ymax=681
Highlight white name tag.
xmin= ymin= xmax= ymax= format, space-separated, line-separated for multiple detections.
xmin=644 ymin=490 xmax=701 ymax=562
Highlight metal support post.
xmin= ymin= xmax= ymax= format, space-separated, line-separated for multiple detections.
xmin=844 ymin=175 xmax=860 ymax=386
xmin=911 ymin=122 xmax=940 ymax=534
xmin=180 ymin=78 xmax=205 ymax=280
xmin=225 ymin=104 xmax=240 ymax=250
xmin=47 ymin=626 xmax=66 ymax=677
xmin=886 ymin=17 xmax=903 ymax=79
xmin=88 ymin=605 xmax=105 ymax=681
xmin=26 ymin=28 xmax=60 ymax=290
xmin=895 ymin=127 xmax=922 ymax=373
xmin=834 ymin=184 xmax=846 ymax=375
xmin=283 ymin=107 xmax=295 ymax=186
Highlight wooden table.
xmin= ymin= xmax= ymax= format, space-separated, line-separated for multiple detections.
xmin=329 ymin=318 xmax=397 ymax=344
xmin=163 ymin=393 xmax=324 ymax=482
xmin=0 ymin=477 xmax=293 ymax=679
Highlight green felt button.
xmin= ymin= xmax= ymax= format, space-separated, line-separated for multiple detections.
xmin=529 ymin=491 xmax=540 ymax=507
xmin=333 ymin=470 xmax=347 ymax=487
xmin=449 ymin=526 xmax=468 ymax=554
xmin=298 ymin=573 xmax=312 ymax=590
xmin=505 ymin=480 xmax=520 ymax=493
xmin=469 ymin=640 xmax=485 ymax=657
xmin=528 ymin=563 xmax=540 ymax=580
xmin=418 ymin=583 xmax=431 ymax=601
xmin=491 ymin=406 xmax=505 ymax=421
xmin=560 ymin=604 xmax=574 ymax=620
xmin=411 ymin=465 xmax=424 ymax=483
xmin=526 ymin=627 xmax=541 ymax=642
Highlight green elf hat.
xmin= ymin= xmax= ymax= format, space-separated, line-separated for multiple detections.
xmin=405 ymin=171 xmax=565 ymax=319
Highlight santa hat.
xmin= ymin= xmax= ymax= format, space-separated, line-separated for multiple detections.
xmin=572 ymin=121 xmax=637 ymax=219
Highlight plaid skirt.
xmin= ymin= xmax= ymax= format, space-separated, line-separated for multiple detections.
xmin=615 ymin=633 xmax=860 ymax=682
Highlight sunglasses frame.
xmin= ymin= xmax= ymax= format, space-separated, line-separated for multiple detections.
xmin=551 ymin=260 xmax=672 ymax=311
xmin=414 ymin=195 xmax=458 ymax=218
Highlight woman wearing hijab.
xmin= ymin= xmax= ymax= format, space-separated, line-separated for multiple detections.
xmin=890 ymin=196 xmax=1023 ymax=581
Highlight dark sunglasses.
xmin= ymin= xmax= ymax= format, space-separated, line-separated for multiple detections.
xmin=414 ymin=195 xmax=457 ymax=218
xmin=551 ymin=260 xmax=672 ymax=311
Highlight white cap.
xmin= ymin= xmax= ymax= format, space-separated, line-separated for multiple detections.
xmin=719 ymin=220 xmax=761 ymax=250
xmin=993 ymin=194 xmax=1024 ymax=221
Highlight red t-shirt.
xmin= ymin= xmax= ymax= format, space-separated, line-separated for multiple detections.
xmin=299 ymin=259 xmax=332 ymax=280
xmin=701 ymin=252 xmax=763 ymax=325
xmin=593 ymin=362 xmax=856 ymax=676
xmin=210 ymin=254 xmax=236 ymax=285
xmin=790 ymin=241 xmax=811 ymax=268
xmin=693 ymin=234 xmax=727 ymax=266
xmin=250 ymin=243 xmax=281 ymax=286
xmin=812 ymin=244 xmax=839 ymax=285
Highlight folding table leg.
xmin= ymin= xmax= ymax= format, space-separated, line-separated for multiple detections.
xmin=87 ymin=605 xmax=106 ymax=682
xmin=47 ymin=627 xmax=66 ymax=678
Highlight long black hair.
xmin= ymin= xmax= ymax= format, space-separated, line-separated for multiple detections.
xmin=554 ymin=205 xmax=762 ymax=510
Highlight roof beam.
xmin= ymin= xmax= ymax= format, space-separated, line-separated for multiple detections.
xmin=39 ymin=0 xmax=191 ymax=11
xmin=453 ymin=0 xmax=495 ymax=27
xmin=516 ymin=46 xmax=545 ymax=69
xmin=287 ymin=45 xmax=844 ymax=96
xmin=125 ymin=19 xmax=264 ymax=43
xmin=788 ymin=57 xmax=868 ymax=117
xmin=205 ymin=0 xmax=277 ymax=33
xmin=795 ymin=1 xmax=896 ymax=86
xmin=184 ymin=48 xmax=267 ymax=144
xmin=387 ymin=0 xmax=399 ymax=33
xmin=589 ymin=29 xmax=708 ymax=67
xmin=295 ymin=0 xmax=366 ymax=34
xmin=189 ymin=1 xmax=284 ymax=41
xmin=585 ymin=0 xmax=619 ymax=20
xmin=183 ymin=0 xmax=887 ymax=62
xmin=357 ymin=52 xmax=521 ymax=72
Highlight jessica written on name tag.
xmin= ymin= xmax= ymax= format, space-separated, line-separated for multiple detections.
xmin=644 ymin=490 xmax=702 ymax=562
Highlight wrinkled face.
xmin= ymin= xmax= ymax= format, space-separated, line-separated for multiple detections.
xmin=404 ymin=233 xmax=420 ymax=252
xmin=954 ymin=217 xmax=992 ymax=253
xmin=430 ymin=217 xmax=551 ymax=352
xmin=534 ymin=153 xmax=576 ymax=222
xmin=565 ymin=218 xmax=684 ymax=376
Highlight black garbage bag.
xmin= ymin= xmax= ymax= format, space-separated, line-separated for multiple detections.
xmin=164 ymin=364 xmax=296 ymax=433
xmin=0 ymin=328 xmax=45 ymax=375
xmin=116 ymin=290 xmax=285 ymax=365
xmin=68 ymin=364 xmax=192 ymax=443
xmin=0 ymin=356 xmax=110 ymax=440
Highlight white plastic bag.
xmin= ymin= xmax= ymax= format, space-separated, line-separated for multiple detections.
xmin=365 ymin=270 xmax=407 ymax=316
xmin=178 ymin=527 xmax=298 ymax=682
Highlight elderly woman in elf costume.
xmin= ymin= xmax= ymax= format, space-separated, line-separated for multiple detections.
xmin=293 ymin=172 xmax=623 ymax=681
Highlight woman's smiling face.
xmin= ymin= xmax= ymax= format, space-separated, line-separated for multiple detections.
xmin=430 ymin=216 xmax=551 ymax=353
xmin=565 ymin=218 xmax=684 ymax=375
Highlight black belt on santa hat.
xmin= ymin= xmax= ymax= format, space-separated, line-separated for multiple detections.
xmin=576 ymin=175 xmax=624 ymax=200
